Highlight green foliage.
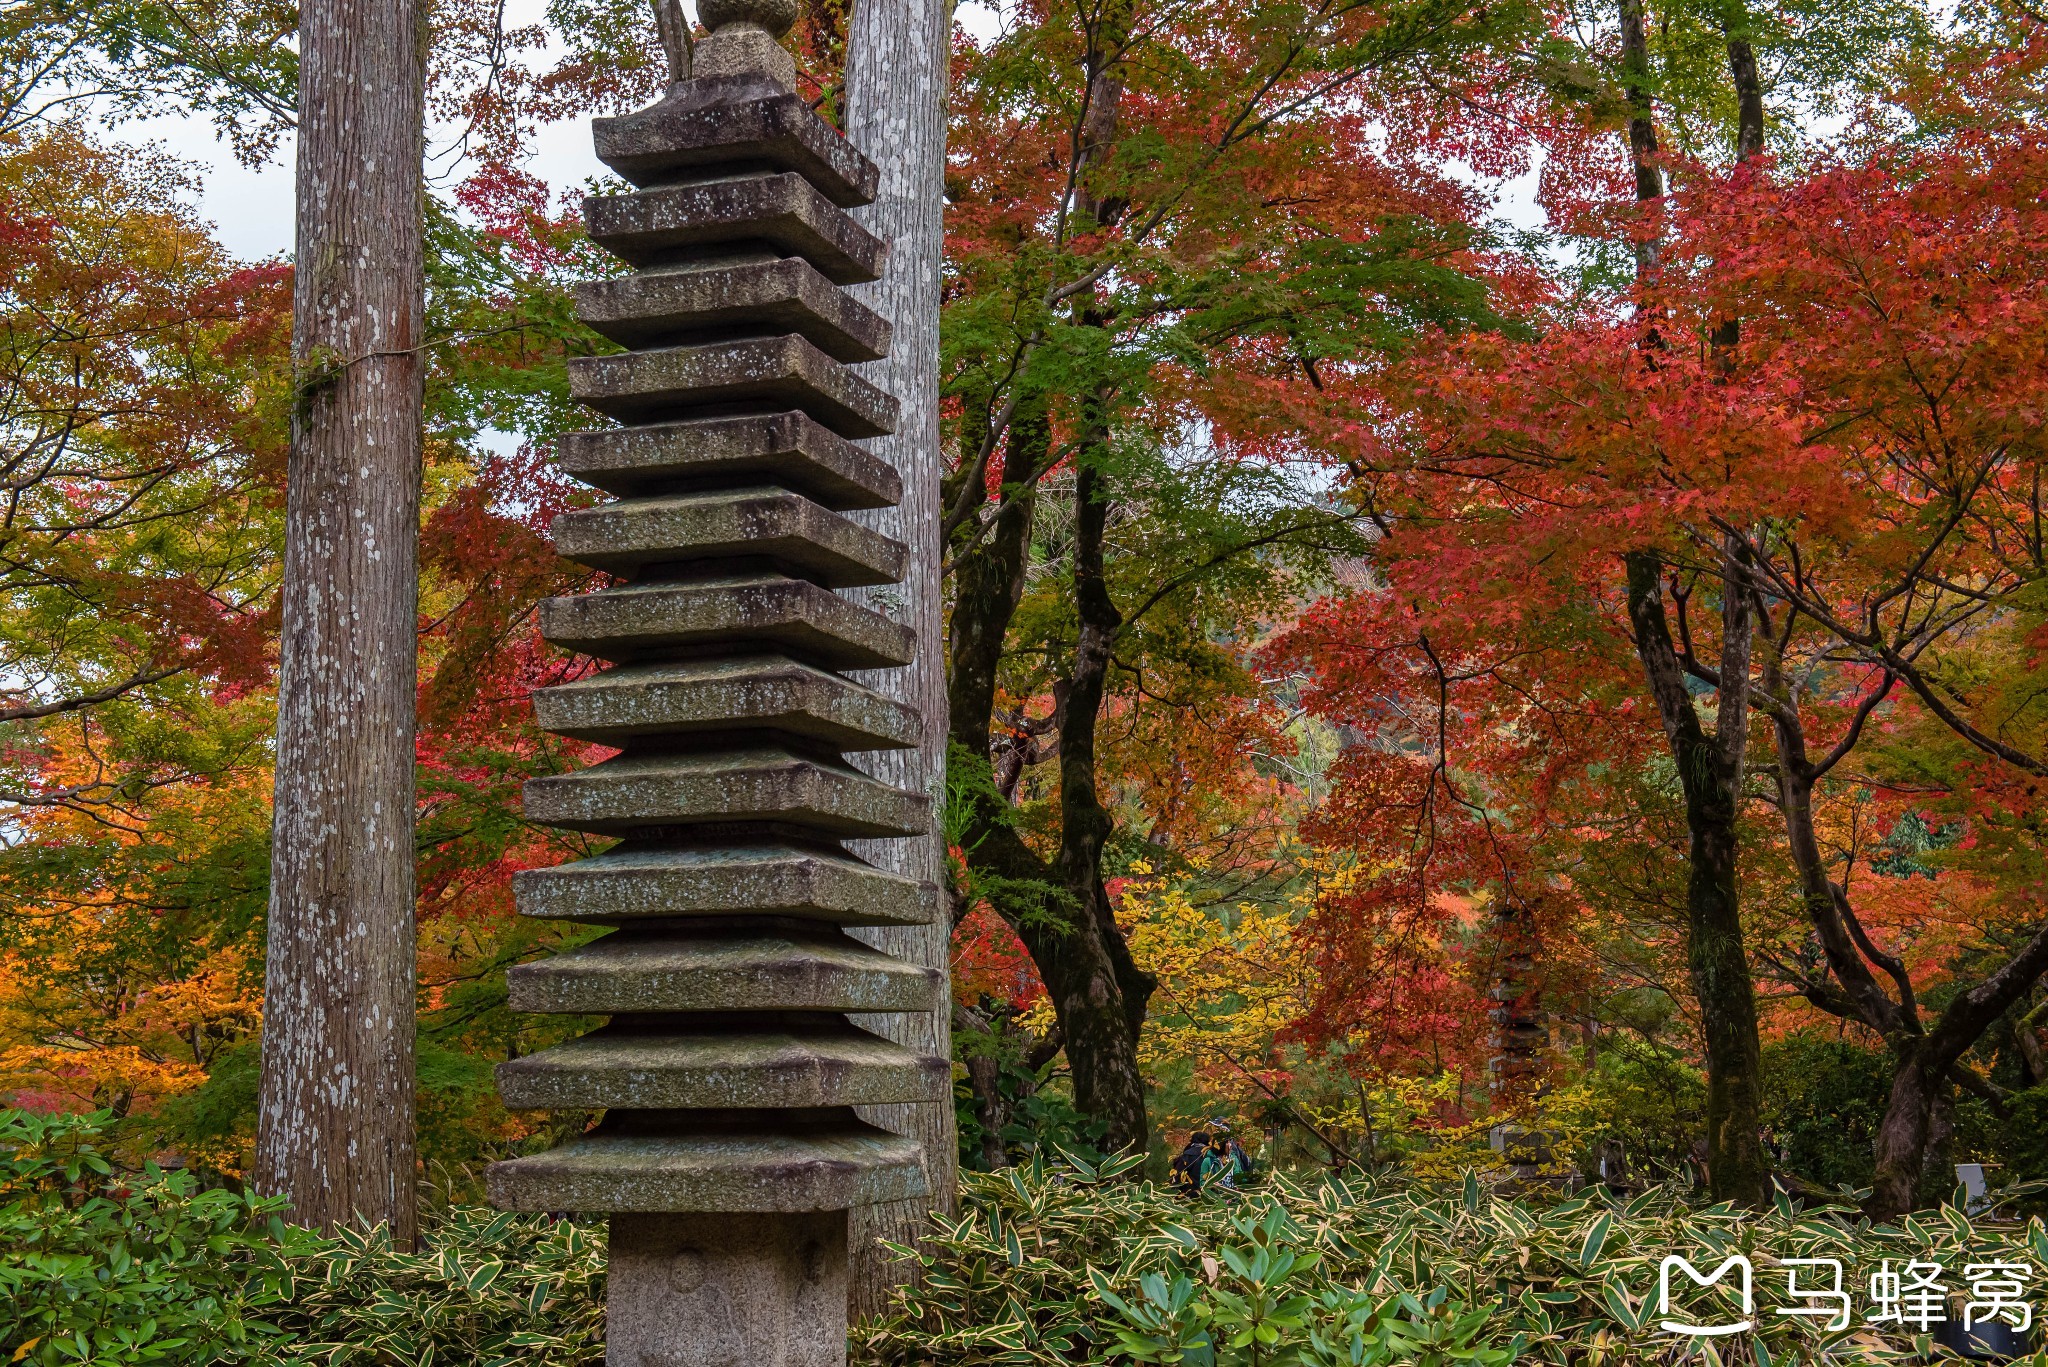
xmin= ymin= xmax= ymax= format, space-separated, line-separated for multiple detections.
xmin=152 ymin=1040 xmax=263 ymax=1165
xmin=19 ymin=1110 xmax=2048 ymax=1367
xmin=3 ymin=0 xmax=298 ymax=160
xmin=1093 ymin=1207 xmax=1332 ymax=1367
xmin=945 ymin=741 xmax=1078 ymax=937
xmin=1099 ymin=1265 xmax=1515 ymax=1367
xmin=1999 ymin=1084 xmax=2048 ymax=1194
xmin=0 ymin=1109 xmax=307 ymax=1366
xmin=266 ymin=1207 xmax=606 ymax=1367
xmin=1543 ymin=1039 xmax=1707 ymax=1180
xmin=414 ymin=1044 xmax=519 ymax=1196
xmin=0 ymin=1108 xmax=607 ymax=1365
xmin=954 ymin=1040 xmax=1111 ymax=1174
xmin=1866 ymin=812 xmax=1961 ymax=880
xmin=1088 ymin=1206 xmax=1517 ymax=1367
xmin=953 ymin=1000 xmax=1114 ymax=1173
xmin=1759 ymin=1034 xmax=1893 ymax=1191
xmin=856 ymin=1152 xmax=2048 ymax=1367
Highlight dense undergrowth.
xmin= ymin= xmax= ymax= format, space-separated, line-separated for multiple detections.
xmin=10 ymin=1110 xmax=2048 ymax=1365
xmin=859 ymin=1152 xmax=2048 ymax=1365
xmin=0 ymin=1110 xmax=605 ymax=1366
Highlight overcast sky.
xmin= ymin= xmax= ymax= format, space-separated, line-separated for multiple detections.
xmin=130 ymin=0 xmax=1544 ymax=265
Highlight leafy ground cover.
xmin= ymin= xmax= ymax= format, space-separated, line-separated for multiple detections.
xmin=11 ymin=1110 xmax=2048 ymax=1365
xmin=859 ymin=1153 xmax=2048 ymax=1367
xmin=0 ymin=1110 xmax=602 ymax=1366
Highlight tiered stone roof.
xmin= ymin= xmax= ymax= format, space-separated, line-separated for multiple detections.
xmin=487 ymin=35 xmax=941 ymax=1231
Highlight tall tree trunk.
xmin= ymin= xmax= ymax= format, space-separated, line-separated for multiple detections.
xmin=950 ymin=413 xmax=1043 ymax=748
xmin=1674 ymin=15 xmax=1773 ymax=1207
xmin=1033 ymin=0 xmax=1155 ymax=1154
xmin=1053 ymin=447 xmax=1153 ymax=1152
xmin=839 ymin=0 xmax=957 ymax=1314
xmin=1617 ymin=0 xmax=1664 ymax=275
xmin=254 ymin=0 xmax=424 ymax=1245
xmin=1680 ymin=754 xmax=1767 ymax=1208
xmin=946 ymin=411 xmax=1155 ymax=1156
xmin=1872 ymin=1044 xmax=1947 ymax=1219
xmin=1721 ymin=3 xmax=1765 ymax=164
xmin=1872 ymin=1053 xmax=1931 ymax=1214
xmin=1624 ymin=555 xmax=1768 ymax=1207
xmin=1616 ymin=0 xmax=1767 ymax=1209
xmin=1709 ymin=6 xmax=1764 ymax=354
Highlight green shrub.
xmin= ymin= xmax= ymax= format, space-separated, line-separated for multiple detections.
xmin=2005 ymin=1085 xmax=2048 ymax=1189
xmin=0 ymin=1109 xmax=306 ymax=1366
xmin=152 ymin=1040 xmax=262 ymax=1175
xmin=1090 ymin=1206 xmax=1515 ymax=1367
xmin=16 ymin=1106 xmax=2048 ymax=1367
xmin=0 ymin=1107 xmax=605 ymax=1366
xmin=954 ymin=1013 xmax=1110 ymax=1174
xmin=1760 ymin=1033 xmax=1893 ymax=1191
xmin=266 ymin=1207 xmax=605 ymax=1367
xmin=1537 ymin=1039 xmax=1706 ymax=1182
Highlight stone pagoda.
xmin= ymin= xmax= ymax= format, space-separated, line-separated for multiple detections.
xmin=486 ymin=4 xmax=945 ymax=1362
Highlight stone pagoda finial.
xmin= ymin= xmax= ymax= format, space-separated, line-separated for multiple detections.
xmin=487 ymin=20 xmax=942 ymax=1366
xmin=694 ymin=0 xmax=801 ymax=86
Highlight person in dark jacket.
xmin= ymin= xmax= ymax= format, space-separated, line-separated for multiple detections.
xmin=1170 ymin=1133 xmax=1211 ymax=1197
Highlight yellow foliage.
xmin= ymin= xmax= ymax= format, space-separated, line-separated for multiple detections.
xmin=1117 ymin=861 xmax=1320 ymax=1080
xmin=0 ymin=905 xmax=262 ymax=1113
xmin=1060 ymin=857 xmax=1336 ymax=1142
xmin=0 ymin=706 xmax=272 ymax=1154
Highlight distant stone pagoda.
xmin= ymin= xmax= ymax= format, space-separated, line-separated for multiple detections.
xmin=486 ymin=5 xmax=944 ymax=1362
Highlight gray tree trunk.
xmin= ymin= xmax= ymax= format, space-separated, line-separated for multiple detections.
xmin=839 ymin=0 xmax=956 ymax=1318
xmin=254 ymin=0 xmax=425 ymax=1246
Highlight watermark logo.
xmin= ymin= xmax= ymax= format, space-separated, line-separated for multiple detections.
xmin=1657 ymin=1254 xmax=2038 ymax=1338
xmin=1659 ymin=1255 xmax=1753 ymax=1336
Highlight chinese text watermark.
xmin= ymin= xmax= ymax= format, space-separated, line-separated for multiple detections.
xmin=1656 ymin=1254 xmax=2037 ymax=1338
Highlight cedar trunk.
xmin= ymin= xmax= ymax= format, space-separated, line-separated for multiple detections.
xmin=840 ymin=0 xmax=957 ymax=1312
xmin=254 ymin=0 xmax=425 ymax=1244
